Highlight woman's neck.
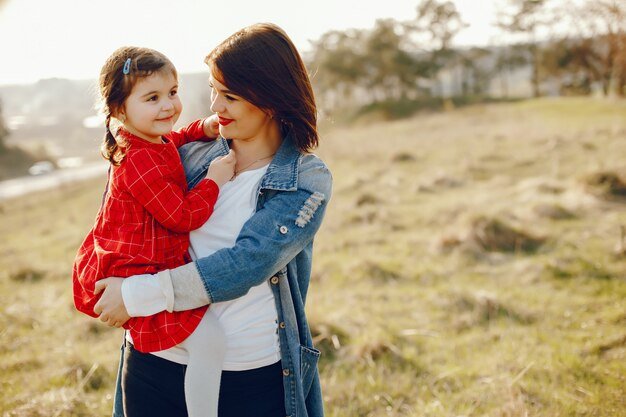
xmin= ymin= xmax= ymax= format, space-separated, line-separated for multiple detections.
xmin=230 ymin=123 xmax=282 ymax=169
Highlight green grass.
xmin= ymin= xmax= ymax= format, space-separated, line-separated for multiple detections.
xmin=2 ymin=97 xmax=626 ymax=416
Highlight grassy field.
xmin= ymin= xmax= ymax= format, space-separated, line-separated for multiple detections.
xmin=1 ymin=97 xmax=625 ymax=416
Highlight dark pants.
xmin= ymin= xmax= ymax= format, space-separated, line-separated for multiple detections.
xmin=122 ymin=342 xmax=286 ymax=417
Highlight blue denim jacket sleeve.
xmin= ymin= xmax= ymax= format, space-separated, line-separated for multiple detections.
xmin=195 ymin=157 xmax=332 ymax=303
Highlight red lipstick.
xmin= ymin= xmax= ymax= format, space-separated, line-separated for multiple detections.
xmin=218 ymin=116 xmax=234 ymax=126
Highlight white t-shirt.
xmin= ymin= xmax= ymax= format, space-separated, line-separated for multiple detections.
xmin=129 ymin=164 xmax=281 ymax=370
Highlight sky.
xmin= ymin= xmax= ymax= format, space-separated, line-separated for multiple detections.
xmin=0 ymin=0 xmax=502 ymax=86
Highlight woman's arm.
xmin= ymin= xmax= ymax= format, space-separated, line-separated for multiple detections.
xmin=192 ymin=182 xmax=330 ymax=304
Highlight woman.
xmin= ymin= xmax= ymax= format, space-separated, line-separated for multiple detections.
xmin=94 ymin=23 xmax=332 ymax=417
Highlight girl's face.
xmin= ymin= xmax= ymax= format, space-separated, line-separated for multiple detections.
xmin=118 ymin=71 xmax=182 ymax=143
xmin=209 ymin=76 xmax=273 ymax=142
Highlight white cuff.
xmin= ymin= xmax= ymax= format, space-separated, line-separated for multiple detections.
xmin=121 ymin=274 xmax=167 ymax=317
xmin=157 ymin=269 xmax=175 ymax=313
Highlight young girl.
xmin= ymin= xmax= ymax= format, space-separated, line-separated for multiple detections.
xmin=72 ymin=46 xmax=232 ymax=417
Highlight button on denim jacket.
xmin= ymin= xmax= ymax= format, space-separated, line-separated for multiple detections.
xmin=112 ymin=133 xmax=332 ymax=417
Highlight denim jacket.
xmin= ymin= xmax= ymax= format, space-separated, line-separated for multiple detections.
xmin=112 ymin=132 xmax=332 ymax=417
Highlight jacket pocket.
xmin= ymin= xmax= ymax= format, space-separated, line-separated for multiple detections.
xmin=300 ymin=345 xmax=321 ymax=397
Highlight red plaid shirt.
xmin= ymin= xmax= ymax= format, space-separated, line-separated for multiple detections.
xmin=73 ymin=119 xmax=217 ymax=352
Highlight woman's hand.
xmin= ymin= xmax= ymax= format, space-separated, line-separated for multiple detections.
xmin=202 ymin=114 xmax=220 ymax=138
xmin=94 ymin=278 xmax=130 ymax=328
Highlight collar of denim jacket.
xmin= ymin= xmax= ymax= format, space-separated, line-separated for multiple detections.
xmin=207 ymin=130 xmax=301 ymax=192
xmin=259 ymin=130 xmax=300 ymax=192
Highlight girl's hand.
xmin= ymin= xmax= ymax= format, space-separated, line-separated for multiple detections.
xmin=206 ymin=149 xmax=236 ymax=186
xmin=202 ymin=114 xmax=220 ymax=139
xmin=94 ymin=278 xmax=130 ymax=327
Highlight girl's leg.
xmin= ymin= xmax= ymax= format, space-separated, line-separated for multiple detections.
xmin=122 ymin=341 xmax=187 ymax=417
xmin=178 ymin=310 xmax=226 ymax=417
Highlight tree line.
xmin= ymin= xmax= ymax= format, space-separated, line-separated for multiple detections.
xmin=306 ymin=0 xmax=626 ymax=114
xmin=1 ymin=0 xmax=625 ymax=152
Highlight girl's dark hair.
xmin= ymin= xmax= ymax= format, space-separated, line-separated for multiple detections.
xmin=205 ymin=23 xmax=318 ymax=153
xmin=98 ymin=46 xmax=177 ymax=165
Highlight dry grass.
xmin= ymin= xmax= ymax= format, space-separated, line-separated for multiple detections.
xmin=2 ymin=97 xmax=626 ymax=416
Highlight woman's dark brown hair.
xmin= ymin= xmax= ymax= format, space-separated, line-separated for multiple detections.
xmin=205 ymin=23 xmax=318 ymax=153
xmin=99 ymin=46 xmax=177 ymax=165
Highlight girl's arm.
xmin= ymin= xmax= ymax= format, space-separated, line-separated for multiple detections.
xmin=124 ymin=148 xmax=219 ymax=233
xmin=167 ymin=116 xmax=219 ymax=148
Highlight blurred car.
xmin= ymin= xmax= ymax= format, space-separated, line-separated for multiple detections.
xmin=28 ymin=161 xmax=55 ymax=176
xmin=57 ymin=157 xmax=83 ymax=168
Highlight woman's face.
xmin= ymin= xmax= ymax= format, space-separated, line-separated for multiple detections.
xmin=209 ymin=76 xmax=274 ymax=142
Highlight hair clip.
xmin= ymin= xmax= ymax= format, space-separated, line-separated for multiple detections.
xmin=122 ymin=58 xmax=131 ymax=75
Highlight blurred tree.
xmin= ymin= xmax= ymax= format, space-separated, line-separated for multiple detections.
xmin=497 ymin=0 xmax=552 ymax=97
xmin=494 ymin=44 xmax=529 ymax=97
xmin=458 ymin=47 xmax=494 ymax=97
xmin=308 ymin=29 xmax=368 ymax=109
xmin=540 ymin=38 xmax=598 ymax=95
xmin=309 ymin=0 xmax=473 ymax=111
xmin=364 ymin=18 xmax=429 ymax=101
xmin=574 ymin=0 xmax=626 ymax=96
xmin=409 ymin=0 xmax=467 ymax=50
xmin=309 ymin=19 xmax=436 ymax=109
xmin=406 ymin=0 xmax=467 ymax=95
xmin=366 ymin=19 xmax=402 ymax=101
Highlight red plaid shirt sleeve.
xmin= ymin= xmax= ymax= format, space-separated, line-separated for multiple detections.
xmin=124 ymin=148 xmax=219 ymax=232
xmin=167 ymin=118 xmax=212 ymax=148
xmin=72 ymin=231 xmax=100 ymax=318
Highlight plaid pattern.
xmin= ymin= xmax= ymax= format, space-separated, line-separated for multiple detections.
xmin=73 ymin=120 xmax=217 ymax=353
